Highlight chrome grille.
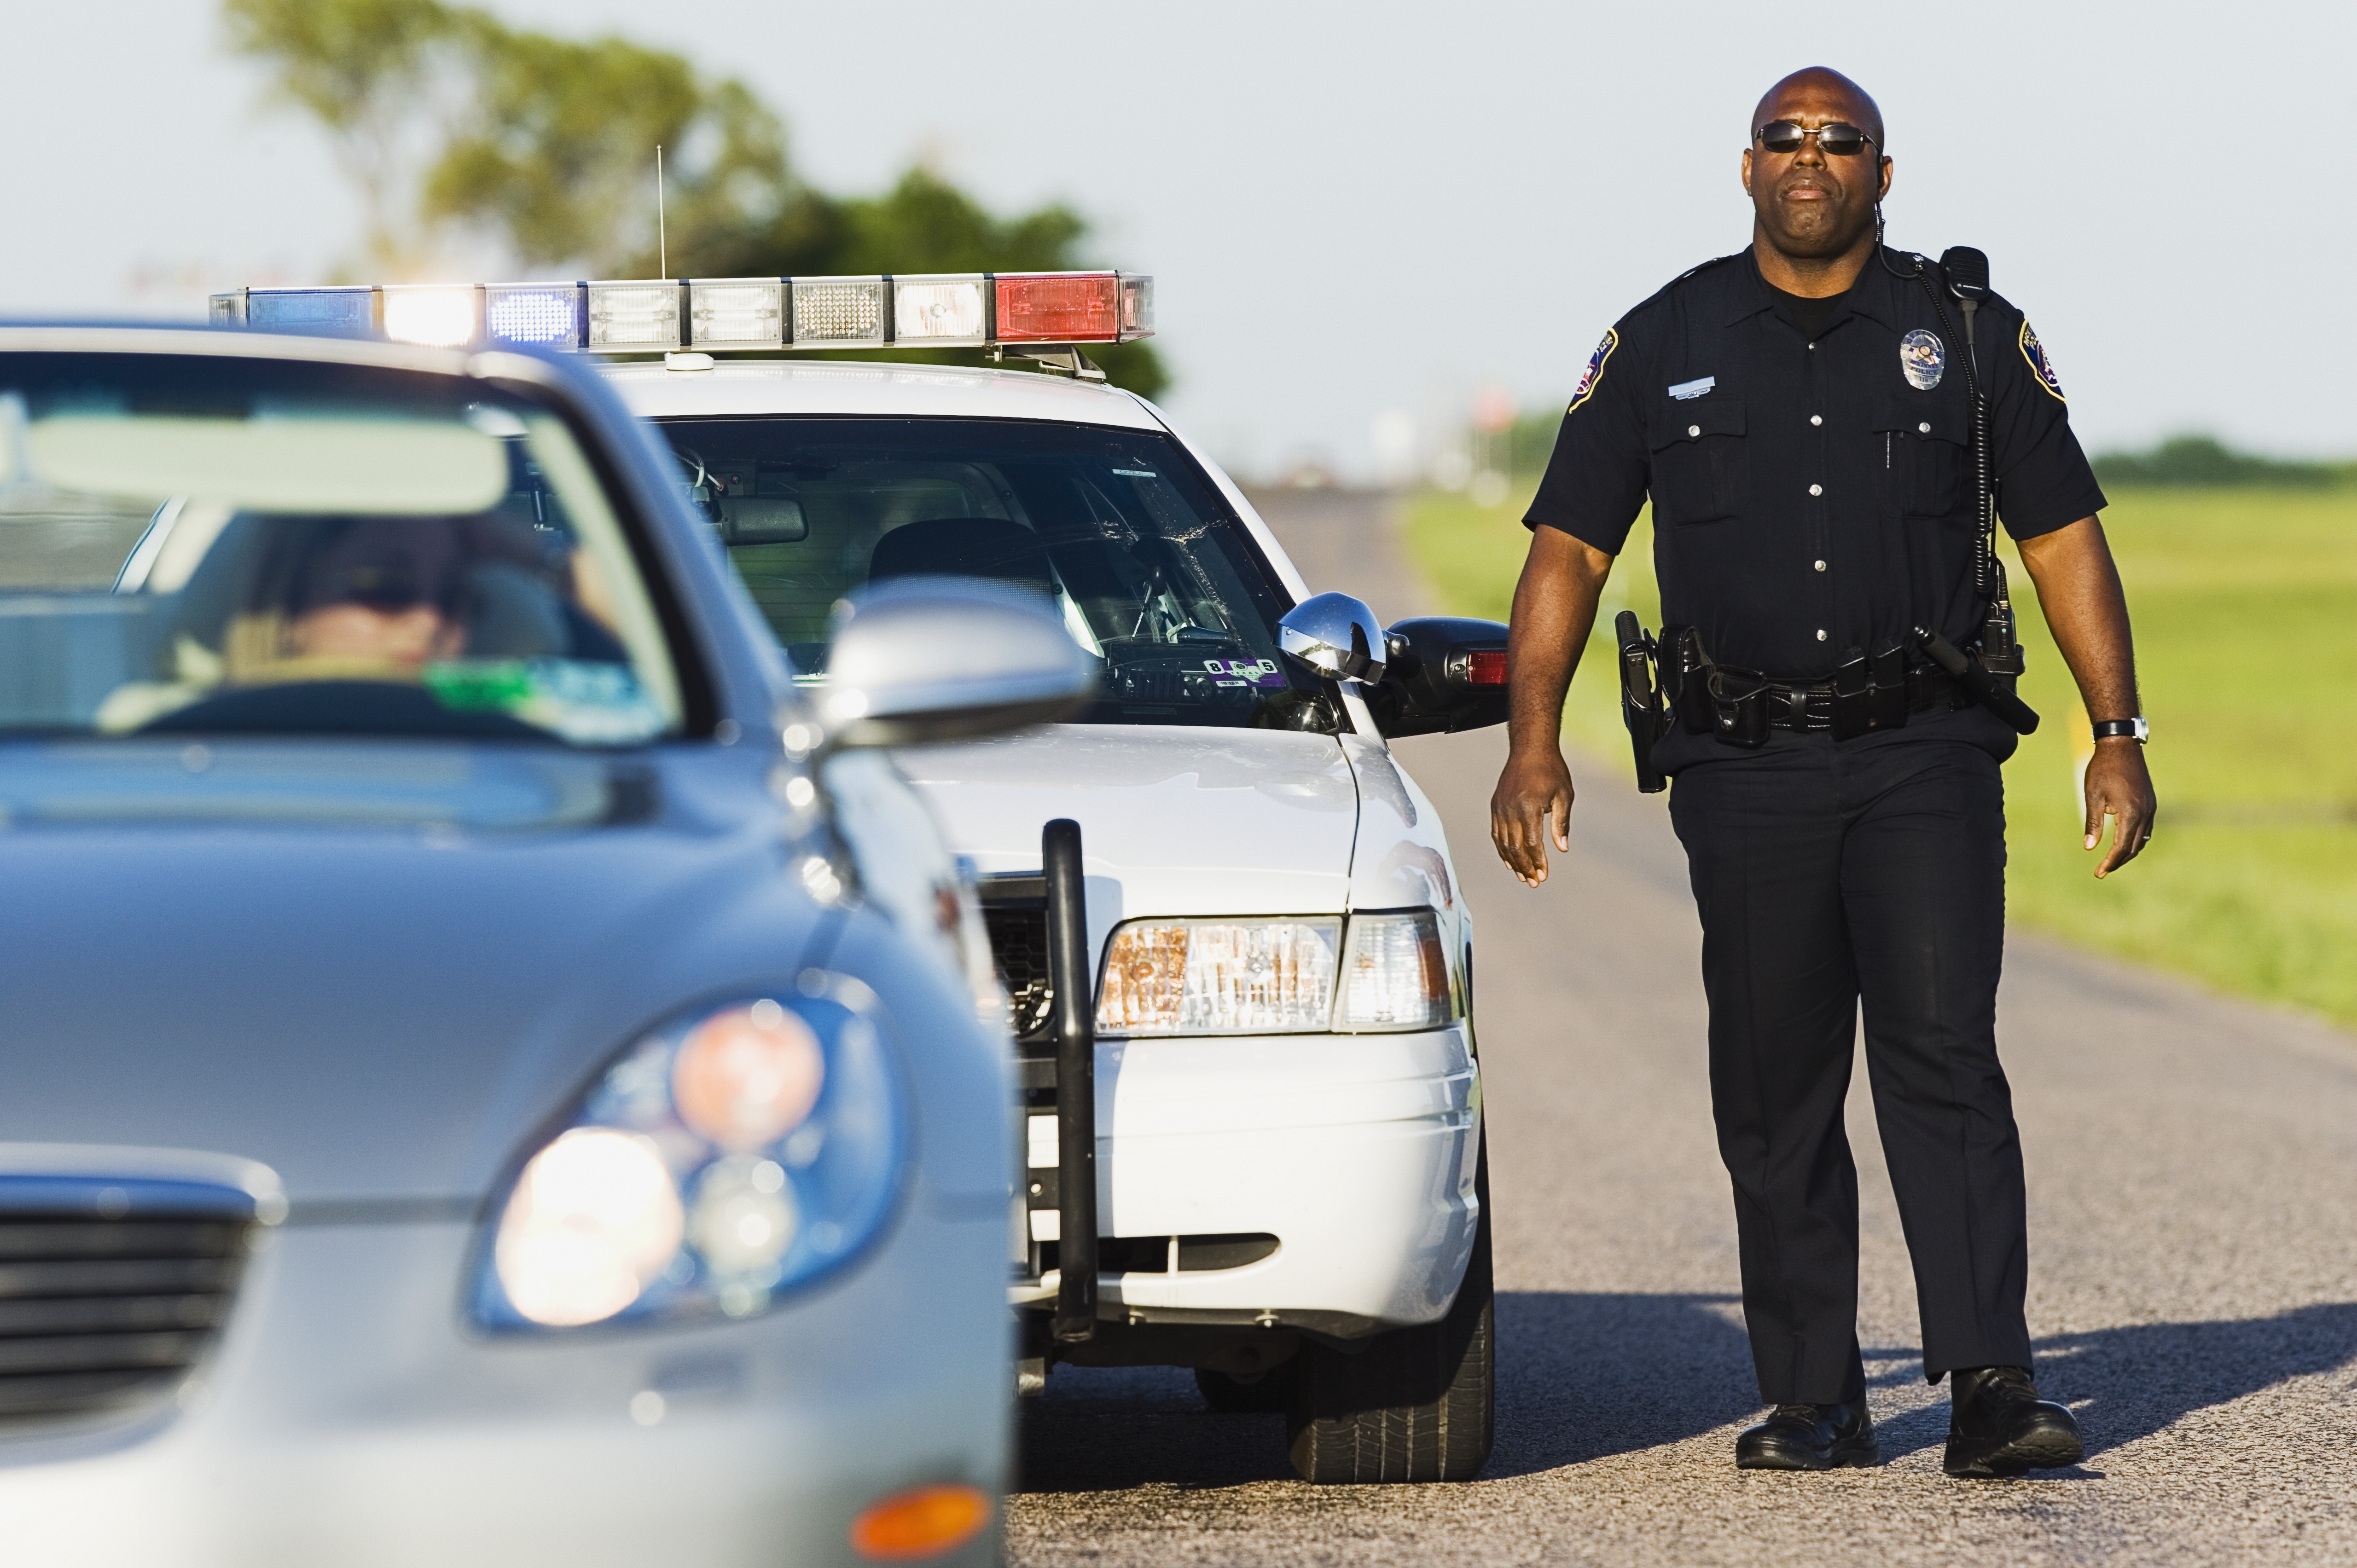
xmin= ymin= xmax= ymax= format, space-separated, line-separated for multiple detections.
xmin=0 ymin=1177 xmax=261 ymax=1424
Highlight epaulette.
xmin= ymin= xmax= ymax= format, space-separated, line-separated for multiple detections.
xmin=1630 ymin=250 xmax=1748 ymax=314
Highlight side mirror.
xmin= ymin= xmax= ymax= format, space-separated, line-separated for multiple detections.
xmin=819 ymin=577 xmax=1097 ymax=747
xmin=1277 ymin=592 xmax=1387 ymax=683
xmin=1366 ymin=616 xmax=1510 ymax=737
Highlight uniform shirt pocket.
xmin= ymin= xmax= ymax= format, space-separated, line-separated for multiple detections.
xmin=1647 ymin=395 xmax=1747 ymax=525
xmin=1873 ymin=394 xmax=1971 ymax=519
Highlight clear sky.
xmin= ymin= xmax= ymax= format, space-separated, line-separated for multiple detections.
xmin=3 ymin=0 xmax=2347 ymax=479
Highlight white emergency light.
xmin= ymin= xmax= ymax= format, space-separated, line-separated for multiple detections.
xmin=209 ymin=271 xmax=1154 ymax=356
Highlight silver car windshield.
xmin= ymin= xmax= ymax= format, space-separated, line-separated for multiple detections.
xmin=651 ymin=416 xmax=1338 ymax=733
xmin=0 ymin=352 xmax=682 ymax=745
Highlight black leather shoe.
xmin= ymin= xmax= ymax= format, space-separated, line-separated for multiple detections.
xmin=1735 ymin=1400 xmax=1880 ymax=1470
xmin=1943 ymin=1365 xmax=2083 ymax=1477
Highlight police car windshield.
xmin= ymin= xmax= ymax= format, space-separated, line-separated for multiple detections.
xmin=0 ymin=353 xmax=682 ymax=746
xmin=653 ymin=416 xmax=1338 ymax=732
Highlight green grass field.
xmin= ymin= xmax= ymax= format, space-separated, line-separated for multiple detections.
xmin=1404 ymin=484 xmax=2357 ymax=1029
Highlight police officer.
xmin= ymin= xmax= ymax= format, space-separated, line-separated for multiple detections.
xmin=1491 ymin=66 xmax=2156 ymax=1476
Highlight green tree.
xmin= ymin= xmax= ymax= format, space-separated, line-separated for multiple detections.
xmin=222 ymin=0 xmax=1166 ymax=397
xmin=2090 ymin=434 xmax=2345 ymax=490
xmin=222 ymin=0 xmax=457 ymax=272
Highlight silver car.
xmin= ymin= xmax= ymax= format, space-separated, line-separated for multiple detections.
xmin=0 ymin=325 xmax=1086 ymax=1565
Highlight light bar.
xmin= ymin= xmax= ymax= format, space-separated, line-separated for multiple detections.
xmin=382 ymin=285 xmax=481 ymax=348
xmin=208 ymin=271 xmax=1155 ymax=356
xmin=588 ymin=281 xmax=681 ymax=351
xmin=791 ymin=277 xmax=888 ymax=348
xmin=689 ymin=278 xmax=785 ymax=349
xmin=893 ymin=274 xmax=987 ymax=346
xmin=486 ymin=284 xmax=582 ymax=347
xmin=244 ymin=287 xmax=375 ymax=340
xmin=996 ymin=272 xmax=1118 ymax=343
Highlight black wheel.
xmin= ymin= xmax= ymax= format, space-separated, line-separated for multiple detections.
xmin=1285 ymin=1164 xmax=1494 ymax=1483
xmin=1195 ymin=1364 xmax=1295 ymax=1413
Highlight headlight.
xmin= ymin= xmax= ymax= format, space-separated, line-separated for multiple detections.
xmin=1096 ymin=918 xmax=1341 ymax=1036
xmin=1094 ymin=909 xmax=1455 ymax=1036
xmin=473 ymin=977 xmax=907 ymax=1331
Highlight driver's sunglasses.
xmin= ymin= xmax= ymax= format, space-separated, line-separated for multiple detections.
xmin=1753 ymin=120 xmax=1878 ymax=158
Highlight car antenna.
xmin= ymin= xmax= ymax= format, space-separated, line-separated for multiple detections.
xmin=656 ymin=145 xmax=667 ymax=278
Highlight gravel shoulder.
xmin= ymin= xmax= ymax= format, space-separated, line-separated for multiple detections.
xmin=1006 ymin=490 xmax=2357 ymax=1567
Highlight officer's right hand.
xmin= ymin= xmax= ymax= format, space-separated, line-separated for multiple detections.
xmin=1490 ymin=747 xmax=1574 ymax=886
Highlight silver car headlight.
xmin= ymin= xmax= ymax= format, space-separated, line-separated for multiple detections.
xmin=471 ymin=975 xmax=908 ymax=1331
xmin=1095 ymin=909 xmax=1453 ymax=1036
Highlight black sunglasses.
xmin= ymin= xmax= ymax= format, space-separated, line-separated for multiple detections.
xmin=1753 ymin=120 xmax=1879 ymax=158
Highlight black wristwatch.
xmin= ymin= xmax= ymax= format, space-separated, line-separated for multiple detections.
xmin=2091 ymin=717 xmax=2149 ymax=744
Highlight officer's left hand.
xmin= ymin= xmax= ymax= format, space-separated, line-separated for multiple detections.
xmin=2084 ymin=739 xmax=2155 ymax=877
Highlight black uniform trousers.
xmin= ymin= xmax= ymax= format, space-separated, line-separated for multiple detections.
xmin=1668 ymin=735 xmax=2033 ymax=1405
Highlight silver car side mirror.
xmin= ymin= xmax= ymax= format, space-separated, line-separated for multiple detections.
xmin=820 ymin=577 xmax=1098 ymax=747
xmin=1278 ymin=591 xmax=1387 ymax=683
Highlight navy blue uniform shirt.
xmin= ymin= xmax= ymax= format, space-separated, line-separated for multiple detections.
xmin=1527 ymin=247 xmax=2105 ymax=689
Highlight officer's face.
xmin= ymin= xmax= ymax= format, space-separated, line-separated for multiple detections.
xmin=1741 ymin=84 xmax=1892 ymax=260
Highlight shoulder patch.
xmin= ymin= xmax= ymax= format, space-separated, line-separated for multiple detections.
xmin=1567 ymin=328 xmax=1617 ymax=413
xmin=2019 ymin=320 xmax=2065 ymax=401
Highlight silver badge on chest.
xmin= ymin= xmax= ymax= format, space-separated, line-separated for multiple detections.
xmin=1901 ymin=328 xmax=1946 ymax=391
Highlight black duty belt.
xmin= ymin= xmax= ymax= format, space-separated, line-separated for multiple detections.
xmin=1753 ymin=664 xmax=1961 ymax=732
xmin=1672 ymin=642 xmax=1966 ymax=747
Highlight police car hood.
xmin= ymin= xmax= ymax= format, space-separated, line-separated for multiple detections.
xmin=894 ymin=724 xmax=1359 ymax=947
xmin=0 ymin=741 xmax=813 ymax=1203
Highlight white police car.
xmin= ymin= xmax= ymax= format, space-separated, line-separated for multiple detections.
xmin=212 ymin=272 xmax=1510 ymax=1483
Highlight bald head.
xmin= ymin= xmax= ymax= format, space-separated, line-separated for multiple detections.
xmin=1752 ymin=67 xmax=1884 ymax=150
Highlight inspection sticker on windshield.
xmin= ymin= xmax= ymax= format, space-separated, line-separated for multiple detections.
xmin=1204 ymin=658 xmax=1286 ymax=689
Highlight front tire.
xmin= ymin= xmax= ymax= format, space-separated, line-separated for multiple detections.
xmin=1284 ymin=1197 xmax=1493 ymax=1483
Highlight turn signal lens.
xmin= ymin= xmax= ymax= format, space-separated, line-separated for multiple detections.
xmin=493 ymin=1129 xmax=684 ymax=1327
xmin=1463 ymin=649 xmax=1507 ymax=685
xmin=1118 ymin=273 xmax=1155 ymax=339
xmin=850 ymin=1484 xmax=992 ymax=1561
xmin=672 ymin=999 xmax=826 ymax=1150
xmin=1336 ymin=909 xmax=1452 ymax=1031
xmin=1097 ymin=918 xmax=1341 ymax=1036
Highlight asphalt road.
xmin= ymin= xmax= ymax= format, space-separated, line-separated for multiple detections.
xmin=1005 ymin=488 xmax=2357 ymax=1568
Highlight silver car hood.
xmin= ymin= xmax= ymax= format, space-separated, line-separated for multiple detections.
xmin=0 ymin=742 xmax=814 ymax=1203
